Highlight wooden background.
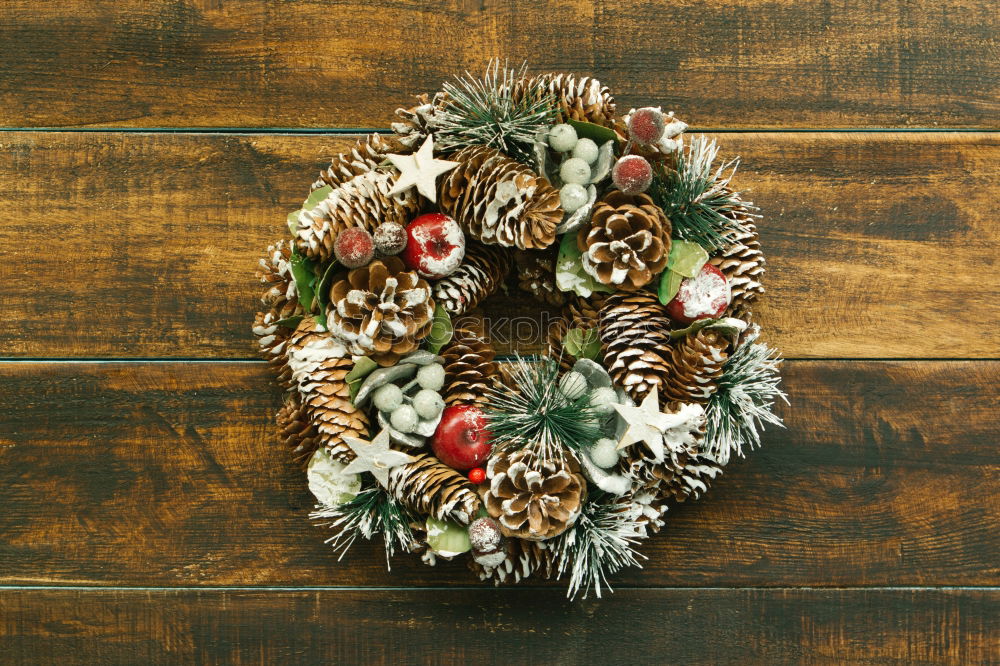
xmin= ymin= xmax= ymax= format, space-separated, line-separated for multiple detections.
xmin=0 ymin=1 xmax=997 ymax=663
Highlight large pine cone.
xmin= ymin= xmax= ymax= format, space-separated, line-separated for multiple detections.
xmin=311 ymin=134 xmax=407 ymax=192
xmin=484 ymin=450 xmax=587 ymax=540
xmin=469 ymin=538 xmax=555 ymax=585
xmin=327 ymin=257 xmax=434 ymax=366
xmin=440 ymin=329 xmax=500 ymax=407
xmin=256 ymin=240 xmax=302 ymax=319
xmin=578 ymin=191 xmax=671 ymax=290
xmin=711 ymin=218 xmax=764 ymax=322
xmin=659 ymin=328 xmax=732 ymax=408
xmin=252 ymin=310 xmax=296 ymax=389
xmin=392 ymin=92 xmax=449 ymax=149
xmin=518 ymin=73 xmax=616 ymax=128
xmin=433 ymin=241 xmax=512 ymax=316
xmin=275 ymin=397 xmax=321 ymax=467
xmin=294 ymin=170 xmax=422 ymax=263
xmin=547 ymin=292 xmax=610 ymax=372
xmin=387 ymin=453 xmax=482 ymax=524
xmin=599 ymin=292 xmax=674 ymax=403
xmin=514 ymin=247 xmax=566 ymax=307
xmin=438 ymin=146 xmax=562 ymax=251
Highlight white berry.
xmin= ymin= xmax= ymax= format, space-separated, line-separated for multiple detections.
xmin=589 ymin=438 xmax=621 ymax=469
xmin=572 ymin=138 xmax=600 ymax=164
xmin=412 ymin=389 xmax=444 ymax=419
xmin=559 ymin=371 xmax=588 ymax=401
xmin=390 ymin=405 xmax=419 ymax=433
xmin=560 ymin=157 xmax=591 ymax=185
xmin=416 ymin=363 xmax=445 ymax=391
xmin=589 ymin=386 xmax=619 ymax=416
xmin=559 ymin=183 xmax=589 ymax=214
xmin=373 ymin=384 xmax=404 ymax=412
xmin=548 ymin=124 xmax=578 ymax=152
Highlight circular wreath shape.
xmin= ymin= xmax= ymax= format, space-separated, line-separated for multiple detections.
xmin=252 ymin=63 xmax=786 ymax=598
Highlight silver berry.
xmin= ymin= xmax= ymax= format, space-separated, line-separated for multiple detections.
xmin=559 ymin=371 xmax=588 ymax=401
xmin=589 ymin=437 xmax=620 ymax=469
xmin=390 ymin=404 xmax=419 ymax=433
xmin=559 ymin=183 xmax=589 ymax=214
xmin=572 ymin=138 xmax=600 ymax=164
xmin=560 ymin=157 xmax=592 ymax=185
xmin=372 ymin=383 xmax=404 ymax=412
xmin=416 ymin=363 xmax=445 ymax=391
xmin=412 ymin=389 xmax=444 ymax=419
xmin=547 ymin=124 xmax=578 ymax=153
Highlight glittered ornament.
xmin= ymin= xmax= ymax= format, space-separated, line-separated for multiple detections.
xmin=611 ymin=155 xmax=653 ymax=194
xmin=559 ymin=183 xmax=589 ymax=214
xmin=588 ymin=438 xmax=620 ymax=469
xmin=627 ymin=107 xmax=666 ymax=145
xmin=572 ymin=138 xmax=600 ymax=164
xmin=373 ymin=221 xmax=408 ymax=256
xmin=333 ymin=227 xmax=375 ymax=268
xmin=412 ymin=389 xmax=445 ymax=420
xmin=390 ymin=404 xmax=419 ymax=433
xmin=559 ymin=371 xmax=588 ymax=400
xmin=548 ymin=123 xmax=578 ymax=152
xmin=416 ymin=363 xmax=446 ymax=391
xmin=373 ymin=383 xmax=404 ymax=412
xmin=560 ymin=157 xmax=592 ymax=185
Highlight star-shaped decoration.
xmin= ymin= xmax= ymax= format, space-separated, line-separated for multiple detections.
xmin=387 ymin=135 xmax=459 ymax=203
xmin=613 ymin=387 xmax=703 ymax=462
xmin=341 ymin=430 xmax=417 ymax=488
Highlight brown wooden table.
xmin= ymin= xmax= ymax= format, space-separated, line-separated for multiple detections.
xmin=1 ymin=2 xmax=997 ymax=663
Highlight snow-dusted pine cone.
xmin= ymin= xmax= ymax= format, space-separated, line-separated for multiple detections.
xmin=468 ymin=537 xmax=555 ymax=585
xmin=432 ymin=241 xmax=512 ymax=316
xmin=252 ymin=310 xmax=295 ymax=389
xmin=387 ymin=453 xmax=482 ymax=525
xmin=392 ymin=92 xmax=449 ymax=149
xmin=599 ymin=291 xmax=674 ymax=404
xmin=711 ymin=217 xmax=765 ymax=322
xmin=518 ymin=73 xmax=616 ymax=128
xmin=311 ymin=133 xmax=407 ymax=192
xmin=578 ymin=191 xmax=671 ymax=290
xmin=659 ymin=328 xmax=732 ymax=408
xmin=256 ymin=240 xmax=302 ymax=319
xmin=514 ymin=247 xmax=566 ymax=307
xmin=275 ymin=397 xmax=322 ymax=467
xmin=439 ymin=329 xmax=499 ymax=407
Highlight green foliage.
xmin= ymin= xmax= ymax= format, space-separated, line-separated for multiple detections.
xmin=563 ymin=327 xmax=601 ymax=360
xmin=658 ymin=240 xmax=709 ymax=304
xmin=346 ymin=357 xmax=379 ymax=402
xmin=310 ymin=486 xmax=415 ymax=569
xmin=425 ymin=305 xmax=453 ymax=354
xmin=289 ymin=250 xmax=317 ymax=313
xmin=567 ymin=118 xmax=619 ymax=146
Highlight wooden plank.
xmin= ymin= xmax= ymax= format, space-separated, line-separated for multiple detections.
xmin=0 ymin=1 xmax=997 ymax=128
xmin=0 ymin=360 xmax=996 ymax=588
xmin=1 ymin=587 xmax=996 ymax=664
xmin=1 ymin=131 xmax=997 ymax=359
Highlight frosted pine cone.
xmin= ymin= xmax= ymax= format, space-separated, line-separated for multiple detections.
xmin=578 ymin=191 xmax=671 ymax=290
xmin=518 ymin=73 xmax=616 ymax=128
xmin=252 ymin=310 xmax=295 ymax=389
xmin=311 ymin=134 xmax=407 ymax=192
xmin=387 ymin=453 xmax=482 ymax=525
xmin=392 ymin=92 xmax=449 ymax=149
xmin=659 ymin=328 xmax=732 ymax=408
xmin=468 ymin=537 xmax=555 ymax=585
xmin=514 ymin=247 xmax=566 ymax=307
xmin=256 ymin=240 xmax=301 ymax=319
xmin=599 ymin=292 xmax=674 ymax=404
xmin=711 ymin=218 xmax=765 ymax=322
xmin=432 ymin=241 xmax=512 ymax=316
xmin=275 ymin=397 xmax=321 ymax=467
xmin=439 ymin=329 xmax=500 ymax=407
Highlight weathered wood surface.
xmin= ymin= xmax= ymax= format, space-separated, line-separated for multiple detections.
xmin=2 ymin=131 xmax=996 ymax=359
xmin=0 ymin=1 xmax=997 ymax=129
xmin=1 ymin=587 xmax=996 ymax=665
xmin=1 ymin=360 xmax=996 ymax=588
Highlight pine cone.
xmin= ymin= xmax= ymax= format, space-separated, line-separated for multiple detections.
xmin=440 ymin=329 xmax=500 ymax=407
xmin=392 ymin=92 xmax=449 ymax=149
xmin=599 ymin=292 xmax=673 ymax=404
xmin=327 ymin=257 xmax=434 ymax=366
xmin=519 ymin=73 xmax=616 ymax=128
xmin=311 ymin=134 xmax=406 ymax=192
xmin=286 ymin=318 xmax=367 ymax=461
xmin=659 ymin=328 xmax=732 ymax=408
xmin=711 ymin=218 xmax=764 ymax=322
xmin=438 ymin=146 xmax=562 ymax=251
xmin=432 ymin=241 xmax=512 ymax=316
xmin=484 ymin=450 xmax=587 ymax=540
xmin=578 ymin=191 xmax=670 ymax=290
xmin=613 ymin=109 xmax=688 ymax=165
xmin=387 ymin=453 xmax=482 ymax=524
xmin=256 ymin=240 xmax=301 ymax=318
xmin=275 ymin=397 xmax=321 ymax=467
xmin=468 ymin=537 xmax=555 ymax=585
xmin=252 ymin=310 xmax=295 ymax=389
xmin=293 ymin=170 xmax=422 ymax=263
xmin=547 ymin=292 xmax=609 ymax=371
xmin=514 ymin=247 xmax=566 ymax=307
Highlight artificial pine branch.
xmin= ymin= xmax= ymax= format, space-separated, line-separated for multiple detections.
xmin=703 ymin=326 xmax=787 ymax=464
xmin=310 ymin=486 xmax=415 ymax=570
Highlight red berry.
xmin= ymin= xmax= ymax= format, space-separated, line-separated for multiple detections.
xmin=628 ymin=107 xmax=666 ymax=145
xmin=612 ymin=155 xmax=653 ymax=194
xmin=468 ymin=467 xmax=486 ymax=484
xmin=401 ymin=213 xmax=466 ymax=279
xmin=373 ymin=222 xmax=408 ymax=256
xmin=665 ymin=263 xmax=731 ymax=324
xmin=333 ymin=227 xmax=375 ymax=268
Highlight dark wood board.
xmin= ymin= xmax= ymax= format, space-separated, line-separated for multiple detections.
xmin=2 ymin=131 xmax=997 ymax=359
xmin=1 ymin=360 xmax=996 ymax=588
xmin=1 ymin=587 xmax=996 ymax=665
xmin=0 ymin=1 xmax=997 ymax=129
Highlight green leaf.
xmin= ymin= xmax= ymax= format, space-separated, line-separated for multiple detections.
xmin=667 ymin=240 xmax=709 ymax=278
xmin=313 ymin=313 xmax=328 ymax=330
xmin=554 ymin=233 xmax=614 ymax=298
xmin=304 ymin=185 xmax=333 ymax=209
xmin=289 ymin=250 xmax=317 ymax=314
xmin=346 ymin=357 xmax=379 ymax=402
xmin=273 ymin=314 xmax=304 ymax=329
xmin=668 ymin=317 xmax=746 ymax=341
xmin=287 ymin=210 xmax=300 ymax=236
xmin=425 ymin=305 xmax=453 ymax=354
xmin=658 ymin=269 xmax=684 ymax=305
xmin=314 ymin=260 xmax=340 ymax=310
xmin=564 ymin=327 xmax=601 ymax=360
xmin=567 ymin=119 xmax=619 ymax=146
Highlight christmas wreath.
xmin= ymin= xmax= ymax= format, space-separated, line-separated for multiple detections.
xmin=253 ymin=63 xmax=786 ymax=598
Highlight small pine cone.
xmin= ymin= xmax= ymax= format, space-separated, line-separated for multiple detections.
xmin=387 ymin=453 xmax=482 ymax=524
xmin=439 ymin=328 xmax=499 ymax=407
xmin=599 ymin=292 xmax=674 ymax=404
xmin=711 ymin=218 xmax=764 ymax=321
xmin=286 ymin=318 xmax=367 ymax=462
xmin=293 ymin=170 xmax=422 ymax=263
xmin=514 ymin=247 xmax=565 ymax=307
xmin=484 ymin=450 xmax=587 ymax=540
xmin=468 ymin=538 xmax=555 ymax=585
xmin=547 ymin=292 xmax=610 ymax=371
xmin=275 ymin=398 xmax=321 ymax=467
xmin=433 ymin=241 xmax=512 ymax=316
xmin=392 ymin=92 xmax=449 ymax=149
xmin=256 ymin=240 xmax=302 ymax=318
xmin=519 ymin=73 xmax=616 ymax=128
xmin=252 ymin=310 xmax=295 ymax=389
xmin=622 ymin=488 xmax=670 ymax=535
xmin=439 ymin=145 xmax=562 ymax=251
xmin=327 ymin=257 xmax=435 ymax=366
xmin=578 ymin=191 xmax=671 ymax=290
xmin=659 ymin=328 xmax=732 ymax=408
xmin=311 ymin=134 xmax=407 ymax=192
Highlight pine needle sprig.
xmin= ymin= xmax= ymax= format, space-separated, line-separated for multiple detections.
xmin=310 ymin=486 xmax=415 ymax=570
xmin=434 ymin=60 xmax=557 ymax=163
xmin=649 ymin=135 xmax=760 ymax=251
xmin=703 ymin=326 xmax=787 ymax=464
xmin=484 ymin=355 xmax=602 ymax=463
xmin=550 ymin=493 xmax=649 ymax=600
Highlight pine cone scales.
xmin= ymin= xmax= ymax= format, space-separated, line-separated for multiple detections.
xmin=252 ymin=310 xmax=295 ymax=388
xmin=660 ymin=328 xmax=731 ymax=408
xmin=579 ymin=191 xmax=671 ymax=290
xmin=711 ymin=221 xmax=765 ymax=320
xmin=392 ymin=92 xmax=449 ymax=149
xmin=621 ymin=445 xmax=722 ymax=502
xmin=387 ymin=453 xmax=482 ymax=524
xmin=256 ymin=240 xmax=301 ymax=318
xmin=440 ymin=329 xmax=500 ymax=407
xmin=275 ymin=398 xmax=321 ymax=467
xmin=311 ymin=134 xmax=406 ymax=192
xmin=327 ymin=257 xmax=434 ymax=365
xmin=518 ymin=73 xmax=616 ymax=128
xmin=484 ymin=450 xmax=587 ymax=540
xmin=438 ymin=146 xmax=562 ymax=251
xmin=514 ymin=247 xmax=565 ymax=306
xmin=599 ymin=292 xmax=674 ymax=403
xmin=433 ymin=241 xmax=512 ymax=316
xmin=548 ymin=292 xmax=609 ymax=371
xmin=469 ymin=538 xmax=554 ymax=585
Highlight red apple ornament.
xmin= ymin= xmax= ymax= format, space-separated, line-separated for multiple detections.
xmin=401 ymin=213 xmax=466 ymax=279
xmin=666 ymin=263 xmax=731 ymax=324
xmin=432 ymin=405 xmax=492 ymax=471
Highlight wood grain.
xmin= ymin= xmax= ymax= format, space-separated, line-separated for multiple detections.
xmin=1 ymin=360 xmax=996 ymax=588
xmin=1 ymin=587 xmax=996 ymax=665
xmin=1 ymin=131 xmax=997 ymax=359
xmin=0 ymin=1 xmax=997 ymax=129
